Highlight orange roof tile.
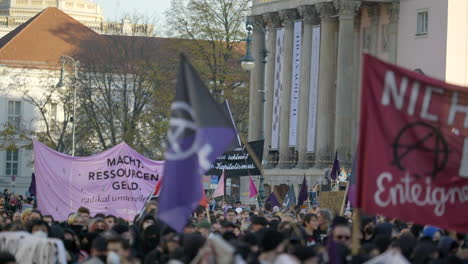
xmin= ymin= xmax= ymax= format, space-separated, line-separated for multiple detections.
xmin=0 ymin=7 xmax=100 ymax=68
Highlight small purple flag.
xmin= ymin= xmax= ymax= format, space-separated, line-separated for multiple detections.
xmin=330 ymin=151 xmax=341 ymax=181
xmin=157 ymin=54 xmax=236 ymax=232
xmin=28 ymin=173 xmax=36 ymax=197
xmin=265 ymin=192 xmax=281 ymax=208
xmin=297 ymin=175 xmax=308 ymax=206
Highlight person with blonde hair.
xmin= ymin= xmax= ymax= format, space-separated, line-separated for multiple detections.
xmin=20 ymin=208 xmax=32 ymax=225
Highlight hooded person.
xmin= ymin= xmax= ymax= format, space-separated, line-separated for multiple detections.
xmin=141 ymin=224 xmax=161 ymax=257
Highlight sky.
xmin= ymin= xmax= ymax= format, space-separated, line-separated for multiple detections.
xmin=93 ymin=0 xmax=172 ymax=22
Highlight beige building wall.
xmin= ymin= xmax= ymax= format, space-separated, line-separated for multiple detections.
xmin=397 ymin=0 xmax=448 ymax=80
xmin=446 ymin=0 xmax=468 ymax=86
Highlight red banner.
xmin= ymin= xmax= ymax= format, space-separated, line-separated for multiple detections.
xmin=358 ymin=54 xmax=468 ymax=233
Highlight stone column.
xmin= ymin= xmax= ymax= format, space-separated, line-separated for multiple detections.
xmin=296 ymin=6 xmax=319 ymax=168
xmin=387 ymin=1 xmax=399 ymax=63
xmin=351 ymin=15 xmax=361 ymax=154
xmin=278 ymin=9 xmax=298 ymax=169
xmin=368 ymin=5 xmax=380 ymax=56
xmin=315 ymin=3 xmax=338 ymax=167
xmin=334 ymin=0 xmax=358 ymax=162
xmin=262 ymin=12 xmax=281 ymax=166
xmin=248 ymin=16 xmax=266 ymax=142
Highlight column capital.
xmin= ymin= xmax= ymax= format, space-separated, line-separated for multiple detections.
xmin=367 ymin=4 xmax=380 ymax=24
xmin=386 ymin=1 xmax=399 ymax=24
xmin=279 ymin=9 xmax=298 ymax=26
xmin=315 ymin=2 xmax=337 ymax=20
xmin=297 ymin=5 xmax=319 ymax=25
xmin=263 ymin=12 xmax=281 ymax=29
xmin=334 ymin=0 xmax=361 ymax=17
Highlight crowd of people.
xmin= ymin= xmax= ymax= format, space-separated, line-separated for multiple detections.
xmin=1 ymin=189 xmax=468 ymax=264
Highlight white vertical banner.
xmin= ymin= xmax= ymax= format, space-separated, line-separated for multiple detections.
xmin=271 ymin=28 xmax=284 ymax=150
xmin=288 ymin=20 xmax=302 ymax=147
xmin=307 ymin=25 xmax=321 ymax=152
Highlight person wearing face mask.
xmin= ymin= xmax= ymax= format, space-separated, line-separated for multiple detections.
xmin=89 ymin=219 xmax=108 ymax=234
xmin=140 ymin=224 xmax=161 ymax=258
xmin=68 ymin=213 xmax=85 ymax=237
xmin=28 ymin=219 xmax=49 ymax=238
xmin=140 ymin=215 xmax=156 ymax=231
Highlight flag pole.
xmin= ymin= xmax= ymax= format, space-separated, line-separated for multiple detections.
xmin=239 ymin=137 xmax=265 ymax=206
xmin=351 ymin=208 xmax=361 ymax=255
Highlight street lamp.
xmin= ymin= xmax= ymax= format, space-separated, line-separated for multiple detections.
xmin=240 ymin=17 xmax=271 ymax=208
xmin=56 ymin=55 xmax=79 ymax=157
xmin=240 ymin=19 xmax=255 ymax=71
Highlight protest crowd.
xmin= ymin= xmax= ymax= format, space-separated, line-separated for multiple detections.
xmin=1 ymin=186 xmax=468 ymax=264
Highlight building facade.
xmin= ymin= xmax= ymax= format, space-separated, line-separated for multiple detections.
xmin=243 ymin=0 xmax=468 ymax=203
xmin=0 ymin=0 xmax=153 ymax=37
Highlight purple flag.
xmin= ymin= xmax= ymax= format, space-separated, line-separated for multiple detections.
xmin=28 ymin=172 xmax=36 ymax=197
xmin=157 ymin=55 xmax=236 ymax=232
xmin=265 ymin=192 xmax=281 ymax=208
xmin=297 ymin=175 xmax=308 ymax=206
xmin=330 ymin=151 xmax=341 ymax=181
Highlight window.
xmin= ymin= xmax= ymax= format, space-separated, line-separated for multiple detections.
xmin=50 ymin=103 xmax=57 ymax=120
xmin=417 ymin=10 xmax=428 ymax=35
xmin=7 ymin=100 xmax=21 ymax=130
xmin=5 ymin=149 xmax=19 ymax=177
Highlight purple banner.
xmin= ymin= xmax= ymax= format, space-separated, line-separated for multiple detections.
xmin=33 ymin=140 xmax=163 ymax=221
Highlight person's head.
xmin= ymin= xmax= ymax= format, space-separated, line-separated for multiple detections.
xmin=413 ymin=241 xmax=439 ymax=264
xmin=67 ymin=213 xmax=84 ymax=226
xmin=196 ymin=221 xmax=211 ymax=237
xmin=43 ymin=215 xmax=54 ymax=226
xmin=161 ymin=233 xmax=180 ymax=254
xmin=20 ymin=208 xmax=33 ymax=225
xmin=29 ymin=220 xmax=49 ymax=238
xmin=0 ymin=251 xmax=16 ymax=264
xmin=77 ymin=207 xmax=90 ymax=224
xmin=264 ymin=201 xmax=272 ymax=212
xmin=107 ymin=236 xmax=130 ymax=259
xmin=422 ymin=226 xmax=441 ymax=242
xmin=333 ymin=223 xmax=352 ymax=248
xmin=89 ymin=219 xmax=108 ymax=233
xmin=241 ymin=210 xmax=249 ymax=221
xmin=90 ymin=236 xmax=108 ymax=261
xmin=28 ymin=210 xmax=42 ymax=222
xmin=184 ymin=222 xmax=196 ymax=234
xmin=235 ymin=201 xmax=241 ymax=207
xmin=317 ymin=209 xmax=333 ymax=228
xmin=145 ymin=200 xmax=158 ymax=213
xmin=112 ymin=224 xmax=133 ymax=246
xmin=260 ymin=229 xmax=285 ymax=253
xmin=12 ymin=212 xmax=21 ymax=223
xmin=226 ymin=209 xmax=236 ymax=223
xmin=141 ymin=215 xmax=156 ymax=231
xmin=251 ymin=216 xmax=268 ymax=232
xmin=303 ymin=213 xmax=318 ymax=231
xmin=361 ymin=216 xmax=375 ymax=237
xmin=105 ymin=215 xmax=116 ymax=229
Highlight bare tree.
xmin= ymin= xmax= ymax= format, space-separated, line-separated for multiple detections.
xmin=165 ymin=0 xmax=251 ymax=137
xmin=74 ymin=34 xmax=176 ymax=158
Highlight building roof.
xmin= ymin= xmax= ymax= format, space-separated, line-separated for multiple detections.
xmin=0 ymin=7 xmax=99 ymax=68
